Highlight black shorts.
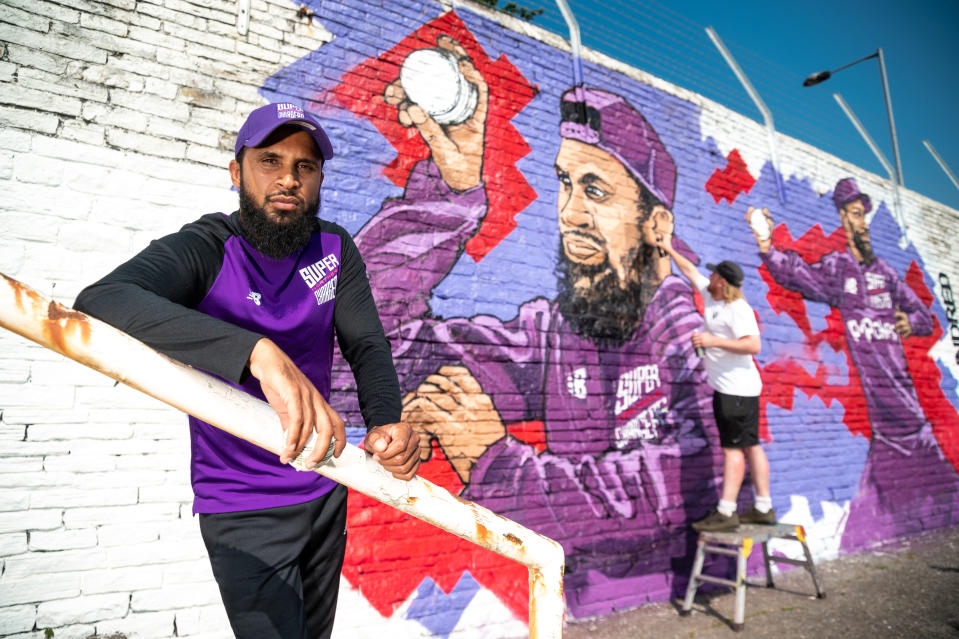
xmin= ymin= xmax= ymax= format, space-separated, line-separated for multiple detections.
xmin=198 ymin=484 xmax=348 ymax=639
xmin=712 ymin=391 xmax=760 ymax=448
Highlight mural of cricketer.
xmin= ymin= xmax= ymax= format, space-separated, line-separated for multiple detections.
xmin=752 ymin=177 xmax=959 ymax=549
xmin=344 ymin=36 xmax=720 ymax=616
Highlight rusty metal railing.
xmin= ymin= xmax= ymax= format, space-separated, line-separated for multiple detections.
xmin=0 ymin=273 xmax=565 ymax=637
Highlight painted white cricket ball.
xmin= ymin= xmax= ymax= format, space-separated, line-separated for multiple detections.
xmin=750 ymin=208 xmax=771 ymax=240
xmin=400 ymin=48 xmax=478 ymax=125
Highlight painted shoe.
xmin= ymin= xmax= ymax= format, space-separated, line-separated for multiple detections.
xmin=739 ymin=506 xmax=777 ymax=525
xmin=691 ymin=508 xmax=740 ymax=532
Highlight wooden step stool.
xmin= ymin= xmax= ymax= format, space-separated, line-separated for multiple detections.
xmin=680 ymin=522 xmax=826 ymax=631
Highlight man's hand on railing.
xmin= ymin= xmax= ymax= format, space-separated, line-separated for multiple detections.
xmin=364 ymin=423 xmax=421 ymax=481
xmin=248 ymin=337 xmax=346 ymax=469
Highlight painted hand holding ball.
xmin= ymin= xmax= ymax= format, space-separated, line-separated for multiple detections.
xmin=749 ymin=206 xmax=772 ymax=240
xmin=400 ymin=47 xmax=477 ymax=125
xmin=385 ymin=34 xmax=489 ymax=193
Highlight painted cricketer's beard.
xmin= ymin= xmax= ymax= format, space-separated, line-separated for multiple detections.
xmin=556 ymin=241 xmax=660 ymax=346
xmin=237 ymin=180 xmax=318 ymax=259
xmin=852 ymin=229 xmax=875 ymax=266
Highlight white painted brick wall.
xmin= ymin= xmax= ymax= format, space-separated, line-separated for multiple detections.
xmin=95 ymin=611 xmax=177 ymax=639
xmin=0 ymin=605 xmax=35 ymax=635
xmin=35 ymin=593 xmax=130 ymax=627
xmin=1 ymin=0 xmax=956 ymax=638
xmin=6 ymin=625 xmax=97 ymax=639
xmin=80 ymin=565 xmax=164 ymax=595
xmin=28 ymin=528 xmax=98 ymax=552
xmin=0 ymin=573 xmax=80 ymax=607
xmin=170 ymin=604 xmax=232 ymax=637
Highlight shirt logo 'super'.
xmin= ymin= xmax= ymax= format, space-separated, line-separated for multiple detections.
xmin=866 ymin=272 xmax=886 ymax=290
xmin=864 ymin=272 xmax=890 ymax=309
xmin=614 ymin=364 xmax=664 ymax=445
xmin=299 ymin=253 xmax=340 ymax=306
xmin=614 ymin=364 xmax=660 ymax=415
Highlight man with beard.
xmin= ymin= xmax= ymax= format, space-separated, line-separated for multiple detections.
xmin=340 ymin=37 xmax=718 ymax=617
xmin=75 ymin=103 xmax=420 ymax=639
xmin=753 ymin=177 xmax=959 ymax=549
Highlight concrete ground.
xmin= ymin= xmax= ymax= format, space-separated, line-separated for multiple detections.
xmin=564 ymin=525 xmax=959 ymax=639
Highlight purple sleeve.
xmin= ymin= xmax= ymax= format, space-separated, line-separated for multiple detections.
xmin=761 ymin=247 xmax=842 ymax=307
xmin=334 ymin=160 xmax=548 ymax=423
xmin=352 ymin=160 xmax=488 ymax=334
xmin=464 ymin=405 xmax=713 ymax=553
xmin=463 ymin=437 xmax=661 ymax=547
xmin=464 ymin=278 xmax=715 ymax=548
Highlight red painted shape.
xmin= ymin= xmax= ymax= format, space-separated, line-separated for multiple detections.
xmin=905 ymin=260 xmax=935 ymax=309
xmin=704 ymin=149 xmax=756 ymax=204
xmin=757 ymin=223 xmax=871 ymax=440
xmin=901 ymin=262 xmax=959 ymax=471
xmin=342 ymin=439 xmax=530 ymax=622
xmin=507 ymin=419 xmax=547 ymax=453
xmin=757 ymin=224 xmax=959 ymax=461
xmin=332 ymin=11 xmax=537 ymax=261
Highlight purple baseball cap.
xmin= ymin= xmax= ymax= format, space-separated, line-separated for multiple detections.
xmin=234 ymin=102 xmax=334 ymax=161
xmin=832 ymin=177 xmax=871 ymax=213
xmin=559 ymin=86 xmax=677 ymax=209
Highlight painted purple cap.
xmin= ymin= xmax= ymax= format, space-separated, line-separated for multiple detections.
xmin=234 ymin=103 xmax=334 ymax=161
xmin=832 ymin=177 xmax=871 ymax=213
xmin=559 ymin=86 xmax=677 ymax=209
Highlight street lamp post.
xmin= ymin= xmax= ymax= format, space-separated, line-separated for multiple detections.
xmin=804 ymin=48 xmax=909 ymax=248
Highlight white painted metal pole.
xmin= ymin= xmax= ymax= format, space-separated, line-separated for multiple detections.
xmin=833 ymin=92 xmax=909 ymax=249
xmin=236 ymin=0 xmax=250 ymax=35
xmin=834 ymin=93 xmax=894 ymax=177
xmin=706 ymin=26 xmax=787 ymax=204
xmin=0 ymin=273 xmax=566 ymax=638
xmin=876 ymin=48 xmax=904 ymax=188
xmin=554 ymin=0 xmax=583 ymax=87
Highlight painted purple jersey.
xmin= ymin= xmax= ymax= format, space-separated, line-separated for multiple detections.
xmin=761 ymin=247 xmax=933 ymax=439
xmin=346 ymin=160 xmax=720 ymax=615
xmin=761 ymin=246 xmax=959 ymax=550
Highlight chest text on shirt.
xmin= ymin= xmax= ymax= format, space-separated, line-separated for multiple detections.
xmin=613 ymin=364 xmax=664 ymax=446
xmin=847 ymin=316 xmax=897 ymax=343
xmin=299 ymin=253 xmax=340 ymax=306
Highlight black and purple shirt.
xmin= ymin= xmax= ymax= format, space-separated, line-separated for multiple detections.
xmin=76 ymin=212 xmax=400 ymax=514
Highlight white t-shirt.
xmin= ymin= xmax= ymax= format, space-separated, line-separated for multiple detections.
xmin=694 ymin=273 xmax=762 ymax=397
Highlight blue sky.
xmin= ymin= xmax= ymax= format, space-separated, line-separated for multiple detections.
xmin=515 ymin=0 xmax=959 ymax=211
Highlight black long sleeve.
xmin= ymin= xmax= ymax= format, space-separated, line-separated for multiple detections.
xmin=75 ymin=211 xmax=401 ymax=427
xmin=75 ymin=213 xmax=263 ymax=383
xmin=333 ymin=231 xmax=402 ymax=427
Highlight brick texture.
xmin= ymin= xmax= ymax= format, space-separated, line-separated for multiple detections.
xmin=1 ymin=0 xmax=957 ymax=637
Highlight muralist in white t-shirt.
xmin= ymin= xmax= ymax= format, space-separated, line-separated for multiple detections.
xmin=694 ymin=273 xmax=763 ymax=397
